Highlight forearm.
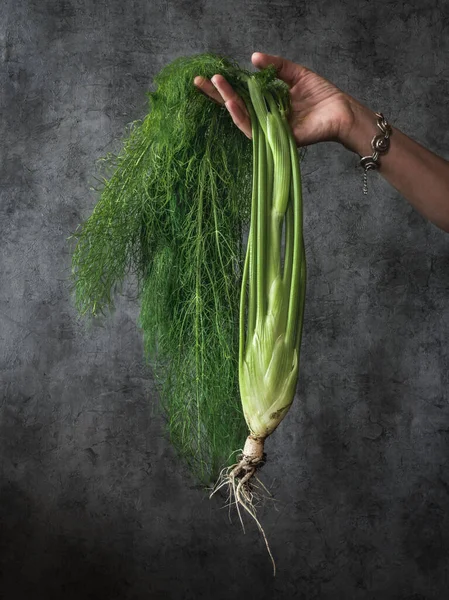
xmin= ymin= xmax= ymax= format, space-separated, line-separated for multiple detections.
xmin=341 ymin=98 xmax=449 ymax=232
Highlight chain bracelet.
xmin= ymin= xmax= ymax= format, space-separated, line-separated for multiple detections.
xmin=359 ymin=112 xmax=392 ymax=194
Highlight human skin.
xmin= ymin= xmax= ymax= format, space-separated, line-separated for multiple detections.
xmin=194 ymin=52 xmax=449 ymax=233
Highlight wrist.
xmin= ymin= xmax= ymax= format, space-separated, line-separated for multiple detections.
xmin=338 ymin=96 xmax=382 ymax=157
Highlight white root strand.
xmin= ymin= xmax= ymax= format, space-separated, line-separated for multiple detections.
xmin=209 ymin=435 xmax=277 ymax=576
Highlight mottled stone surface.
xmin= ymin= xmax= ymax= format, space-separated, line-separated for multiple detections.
xmin=1 ymin=0 xmax=449 ymax=598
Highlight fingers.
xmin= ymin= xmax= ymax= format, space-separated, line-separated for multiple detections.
xmin=210 ymin=74 xmax=251 ymax=138
xmin=193 ymin=75 xmax=223 ymax=105
xmin=251 ymin=52 xmax=307 ymax=87
xmin=193 ymin=74 xmax=252 ymax=139
xmin=224 ymin=98 xmax=252 ymax=139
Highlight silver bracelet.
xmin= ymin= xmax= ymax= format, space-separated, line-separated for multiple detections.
xmin=359 ymin=112 xmax=392 ymax=194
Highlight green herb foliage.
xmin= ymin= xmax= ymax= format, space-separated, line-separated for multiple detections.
xmin=70 ymin=54 xmax=290 ymax=485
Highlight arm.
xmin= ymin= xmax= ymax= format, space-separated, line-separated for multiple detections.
xmin=340 ymin=98 xmax=449 ymax=232
xmin=196 ymin=52 xmax=449 ymax=233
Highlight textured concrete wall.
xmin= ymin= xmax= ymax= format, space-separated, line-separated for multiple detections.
xmin=1 ymin=1 xmax=449 ymax=598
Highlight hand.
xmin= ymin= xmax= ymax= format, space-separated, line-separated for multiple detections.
xmin=194 ymin=52 xmax=356 ymax=148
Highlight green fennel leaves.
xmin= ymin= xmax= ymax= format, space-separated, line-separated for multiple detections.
xmin=70 ymin=53 xmax=304 ymax=487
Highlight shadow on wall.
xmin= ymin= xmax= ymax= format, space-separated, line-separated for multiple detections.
xmin=0 ymin=480 xmax=162 ymax=600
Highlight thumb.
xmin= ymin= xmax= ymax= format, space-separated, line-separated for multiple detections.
xmin=251 ymin=52 xmax=306 ymax=88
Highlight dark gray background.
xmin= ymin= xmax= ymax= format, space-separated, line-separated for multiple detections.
xmin=1 ymin=0 xmax=449 ymax=598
